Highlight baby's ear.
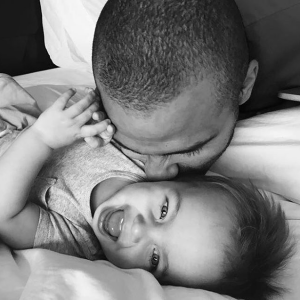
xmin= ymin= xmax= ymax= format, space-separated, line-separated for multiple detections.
xmin=239 ymin=60 xmax=259 ymax=105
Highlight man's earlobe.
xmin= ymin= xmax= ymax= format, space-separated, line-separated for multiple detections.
xmin=239 ymin=60 xmax=259 ymax=105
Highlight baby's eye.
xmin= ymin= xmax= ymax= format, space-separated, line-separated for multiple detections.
xmin=160 ymin=200 xmax=168 ymax=219
xmin=150 ymin=248 xmax=160 ymax=271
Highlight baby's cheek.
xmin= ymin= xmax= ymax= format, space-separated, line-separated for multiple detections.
xmin=105 ymin=250 xmax=132 ymax=268
xmin=111 ymin=248 xmax=145 ymax=269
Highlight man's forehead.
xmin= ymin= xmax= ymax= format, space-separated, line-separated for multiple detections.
xmin=98 ymin=79 xmax=227 ymax=154
xmin=110 ymin=94 xmax=219 ymax=154
xmin=113 ymin=129 xmax=217 ymax=156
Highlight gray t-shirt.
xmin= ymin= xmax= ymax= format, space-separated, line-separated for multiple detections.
xmin=0 ymin=130 xmax=145 ymax=260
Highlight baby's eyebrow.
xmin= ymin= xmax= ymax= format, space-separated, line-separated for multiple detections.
xmin=165 ymin=191 xmax=182 ymax=226
xmin=160 ymin=258 xmax=169 ymax=280
xmin=113 ymin=134 xmax=216 ymax=156
xmin=160 ymin=192 xmax=181 ymax=279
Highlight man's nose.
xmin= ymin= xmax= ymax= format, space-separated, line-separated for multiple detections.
xmin=144 ymin=156 xmax=179 ymax=181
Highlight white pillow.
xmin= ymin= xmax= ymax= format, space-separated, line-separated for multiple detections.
xmin=211 ymin=107 xmax=300 ymax=203
xmin=40 ymin=0 xmax=107 ymax=71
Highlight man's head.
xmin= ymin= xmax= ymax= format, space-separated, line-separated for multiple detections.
xmin=92 ymin=0 xmax=258 ymax=180
xmin=92 ymin=175 xmax=294 ymax=299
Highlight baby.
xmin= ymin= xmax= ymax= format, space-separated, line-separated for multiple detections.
xmin=0 ymin=90 xmax=294 ymax=300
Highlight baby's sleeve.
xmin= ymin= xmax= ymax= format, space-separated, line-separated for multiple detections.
xmin=34 ymin=207 xmax=100 ymax=260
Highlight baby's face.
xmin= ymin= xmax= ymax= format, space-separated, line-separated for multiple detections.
xmin=92 ymin=180 xmax=234 ymax=287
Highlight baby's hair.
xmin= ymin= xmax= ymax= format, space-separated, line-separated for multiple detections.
xmin=92 ymin=0 xmax=249 ymax=115
xmin=199 ymin=175 xmax=295 ymax=300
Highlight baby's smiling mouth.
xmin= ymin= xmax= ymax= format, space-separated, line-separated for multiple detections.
xmin=104 ymin=210 xmax=124 ymax=240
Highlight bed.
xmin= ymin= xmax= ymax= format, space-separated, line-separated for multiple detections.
xmin=1 ymin=1 xmax=300 ymax=299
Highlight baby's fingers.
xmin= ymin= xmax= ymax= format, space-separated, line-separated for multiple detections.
xmin=52 ymin=89 xmax=77 ymax=110
xmin=92 ymin=111 xmax=106 ymax=122
xmin=99 ymin=124 xmax=115 ymax=140
xmin=80 ymin=120 xmax=111 ymax=138
xmin=75 ymin=102 xmax=100 ymax=126
xmin=66 ymin=91 xmax=98 ymax=118
xmin=83 ymin=124 xmax=115 ymax=148
xmin=84 ymin=136 xmax=106 ymax=148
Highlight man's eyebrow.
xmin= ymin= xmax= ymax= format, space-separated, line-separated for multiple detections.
xmin=113 ymin=134 xmax=216 ymax=156
xmin=164 ymin=134 xmax=216 ymax=155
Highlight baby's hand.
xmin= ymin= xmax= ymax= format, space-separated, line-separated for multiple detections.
xmin=78 ymin=87 xmax=115 ymax=148
xmin=31 ymin=89 xmax=112 ymax=149
xmin=83 ymin=111 xmax=115 ymax=148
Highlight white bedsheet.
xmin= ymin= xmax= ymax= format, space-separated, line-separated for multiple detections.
xmin=0 ymin=68 xmax=299 ymax=300
xmin=14 ymin=68 xmax=95 ymax=88
xmin=0 ymin=242 xmax=234 ymax=300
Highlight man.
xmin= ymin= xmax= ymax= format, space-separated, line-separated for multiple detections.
xmin=92 ymin=0 xmax=258 ymax=180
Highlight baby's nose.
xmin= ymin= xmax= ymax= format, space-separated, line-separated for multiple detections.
xmin=130 ymin=214 xmax=147 ymax=244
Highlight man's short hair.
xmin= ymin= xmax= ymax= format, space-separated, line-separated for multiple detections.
xmin=201 ymin=176 xmax=295 ymax=300
xmin=92 ymin=0 xmax=249 ymax=113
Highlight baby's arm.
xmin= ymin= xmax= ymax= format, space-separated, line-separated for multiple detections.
xmin=0 ymin=89 xmax=110 ymax=249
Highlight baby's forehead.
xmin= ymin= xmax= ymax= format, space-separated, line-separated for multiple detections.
xmin=175 ymin=175 xmax=225 ymax=192
xmin=176 ymin=177 xmax=238 ymax=217
xmin=176 ymin=175 xmax=235 ymax=196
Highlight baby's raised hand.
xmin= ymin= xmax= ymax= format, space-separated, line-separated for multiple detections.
xmin=83 ymin=110 xmax=115 ymax=148
xmin=31 ymin=89 xmax=112 ymax=149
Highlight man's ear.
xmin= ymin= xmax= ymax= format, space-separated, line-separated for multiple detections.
xmin=239 ymin=60 xmax=259 ymax=105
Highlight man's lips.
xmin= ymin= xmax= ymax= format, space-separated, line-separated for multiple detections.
xmin=102 ymin=209 xmax=124 ymax=240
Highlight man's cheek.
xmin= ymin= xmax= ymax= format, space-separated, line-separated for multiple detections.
xmin=177 ymin=156 xmax=214 ymax=174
